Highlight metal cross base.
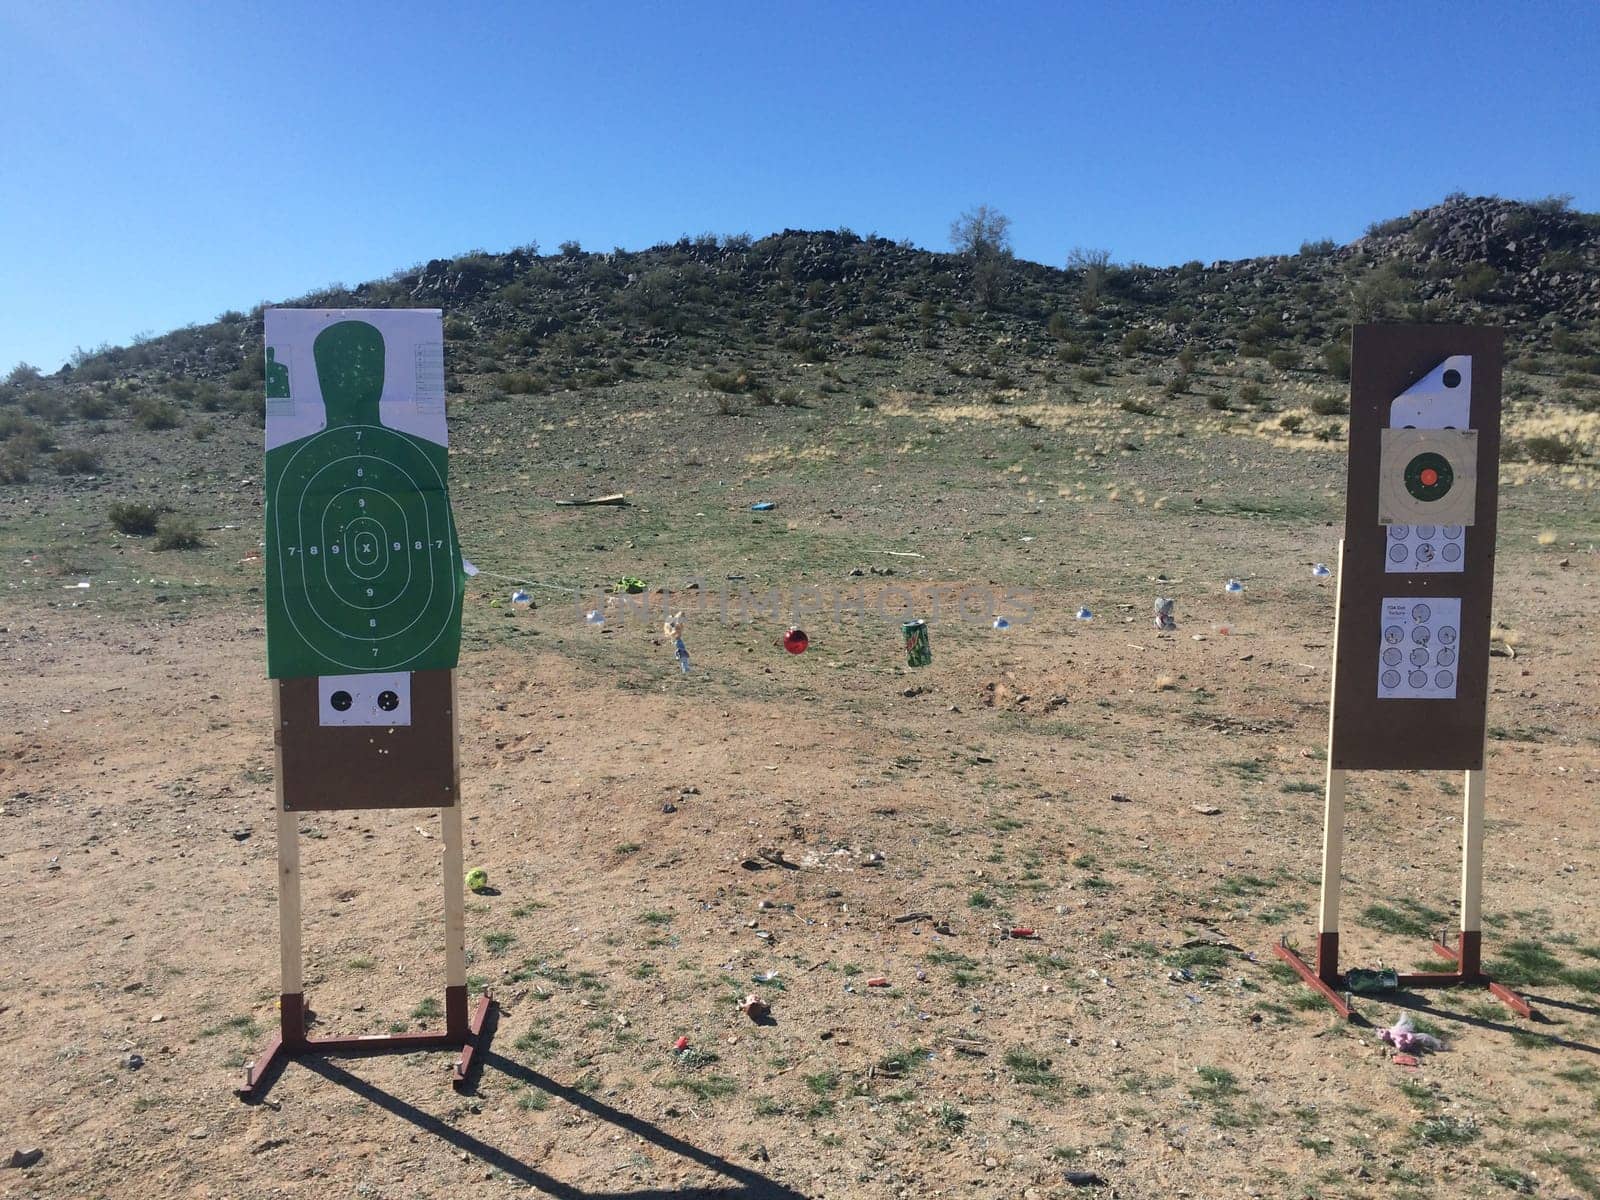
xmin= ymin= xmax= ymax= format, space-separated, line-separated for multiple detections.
xmin=1274 ymin=931 xmax=1531 ymax=1021
xmin=237 ymin=987 xmax=497 ymax=1099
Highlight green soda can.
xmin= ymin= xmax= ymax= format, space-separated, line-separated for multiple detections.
xmin=902 ymin=619 xmax=932 ymax=668
xmin=1344 ymin=967 xmax=1398 ymax=995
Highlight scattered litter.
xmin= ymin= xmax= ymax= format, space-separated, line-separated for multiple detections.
xmin=462 ymin=558 xmax=479 ymax=576
xmin=673 ymin=1036 xmax=690 ymax=1053
xmin=861 ymin=851 xmax=885 ymax=867
xmin=555 ymin=494 xmax=629 ymax=507
xmin=1192 ymin=804 xmax=1221 ymax=816
xmin=125 ymin=1052 xmax=144 ymax=1070
xmin=865 ymin=977 xmax=890 ymax=988
xmin=1391 ymin=1052 xmax=1420 ymax=1068
xmin=584 ymin=609 xmax=605 ymax=627
xmin=750 ymin=501 xmax=777 ymax=512
xmin=782 ymin=627 xmax=809 ymax=654
xmin=1110 ymin=793 xmax=1133 ymax=803
xmin=992 ymin=616 xmax=1011 ymax=631
xmin=6 ymin=1148 xmax=43 ymax=1170
xmin=616 ymin=576 xmax=647 ymax=594
xmin=509 ymin=589 xmax=531 ymax=606
xmin=414 ymin=825 xmax=434 ymax=839
xmin=903 ymin=619 xmax=932 ymax=668
xmin=1379 ymin=1013 xmax=1445 ymax=1054
xmin=1225 ymin=578 xmax=1244 ymax=593
xmin=1075 ymin=606 xmax=1093 ymax=620
xmin=740 ymin=847 xmax=796 ymax=871
xmin=67 ymin=581 xmax=90 ymax=590
xmin=894 ymin=911 xmax=934 ymax=924
xmin=664 ymin=612 xmax=691 ymax=674
xmin=1064 ymin=1171 xmax=1108 ymax=1188
xmin=1008 ymin=927 xmax=1037 ymax=940
xmin=465 ymin=867 xmax=490 ymax=893
xmin=740 ymin=994 xmax=770 ymax=1020
xmin=1345 ymin=968 xmax=1398 ymax=995
xmin=1153 ymin=597 xmax=1177 ymax=631
xmin=874 ymin=549 xmax=924 ymax=558
xmin=1312 ymin=563 xmax=1332 ymax=578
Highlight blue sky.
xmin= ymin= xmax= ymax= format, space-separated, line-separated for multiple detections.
xmin=2 ymin=0 xmax=1596 ymax=373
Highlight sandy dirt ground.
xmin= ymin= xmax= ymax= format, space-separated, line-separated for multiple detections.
xmin=2 ymin=382 xmax=1599 ymax=1200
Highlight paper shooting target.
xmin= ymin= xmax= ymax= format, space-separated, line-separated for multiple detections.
xmin=1376 ymin=428 xmax=1478 ymax=528
xmin=264 ymin=314 xmax=464 ymax=679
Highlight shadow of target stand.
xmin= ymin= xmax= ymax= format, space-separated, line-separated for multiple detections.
xmin=240 ymin=309 xmax=496 ymax=1098
xmin=1276 ymin=324 xmax=1530 ymax=1022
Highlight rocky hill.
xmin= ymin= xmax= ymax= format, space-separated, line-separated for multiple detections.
xmin=2 ymin=193 xmax=1597 ymax=486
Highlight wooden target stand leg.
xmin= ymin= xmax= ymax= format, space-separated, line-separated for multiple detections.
xmin=1276 ymin=761 xmax=1531 ymax=1021
xmin=239 ymin=679 xmax=497 ymax=1098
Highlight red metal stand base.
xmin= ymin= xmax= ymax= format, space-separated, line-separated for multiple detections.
xmin=237 ymin=987 xmax=497 ymax=1099
xmin=1275 ymin=931 xmax=1532 ymax=1021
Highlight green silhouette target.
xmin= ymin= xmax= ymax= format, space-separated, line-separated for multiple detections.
xmin=264 ymin=318 xmax=463 ymax=678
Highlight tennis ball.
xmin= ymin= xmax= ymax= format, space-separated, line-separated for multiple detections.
xmin=465 ymin=867 xmax=489 ymax=893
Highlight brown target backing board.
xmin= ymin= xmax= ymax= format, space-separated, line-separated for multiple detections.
xmin=276 ymin=669 xmax=458 ymax=811
xmin=1330 ymin=325 xmax=1502 ymax=771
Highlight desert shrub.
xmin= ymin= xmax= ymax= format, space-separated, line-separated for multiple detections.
xmin=1120 ymin=397 xmax=1156 ymax=416
xmin=1299 ymin=238 xmax=1337 ymax=257
xmin=1455 ymin=262 xmax=1498 ymax=300
xmin=108 ymin=501 xmax=168 ymax=536
xmin=1268 ymin=348 xmax=1299 ymax=371
xmin=1523 ymin=435 xmax=1577 ymax=464
xmin=1047 ymin=312 xmax=1072 ymax=340
xmin=1163 ymin=372 xmax=1191 ymax=398
xmin=5 ymin=363 xmax=42 ymax=386
xmin=52 ymin=447 xmax=102 ymax=474
xmin=22 ymin=391 xmax=68 ymax=422
xmin=704 ymin=366 xmax=766 ymax=397
xmin=76 ymin=392 xmax=114 ymax=419
xmin=444 ymin=316 xmax=474 ymax=340
xmin=0 ymin=443 xmax=36 ymax=483
xmin=0 ymin=411 xmax=53 ymax=449
xmin=1239 ymin=382 xmax=1267 ymax=406
xmin=131 ymin=395 xmax=181 ymax=430
xmin=1206 ymin=394 xmax=1231 ymax=411
xmin=558 ymin=239 xmax=582 ymax=257
xmin=1056 ymin=341 xmax=1086 ymax=364
xmin=1120 ymin=328 xmax=1152 ymax=357
xmin=1075 ymin=366 xmax=1104 ymax=385
xmin=1364 ymin=215 xmax=1412 ymax=238
xmin=154 ymin=516 xmax=203 ymax=551
xmin=1322 ymin=341 xmax=1352 ymax=380
xmin=1310 ymin=394 xmax=1348 ymax=416
xmin=1351 ymin=263 xmax=1413 ymax=320
xmin=1279 ymin=414 xmax=1305 ymax=432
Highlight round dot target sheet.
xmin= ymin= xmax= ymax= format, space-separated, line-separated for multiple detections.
xmin=263 ymin=310 xmax=464 ymax=679
xmin=1376 ymin=596 xmax=1461 ymax=700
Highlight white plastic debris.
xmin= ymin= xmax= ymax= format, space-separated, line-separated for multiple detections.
xmin=1224 ymin=579 xmax=1244 ymax=593
xmin=1312 ymin=563 xmax=1332 ymax=578
xmin=1075 ymin=606 xmax=1093 ymax=621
